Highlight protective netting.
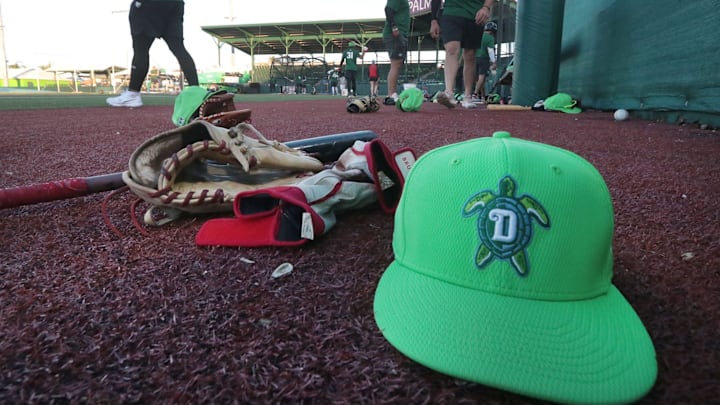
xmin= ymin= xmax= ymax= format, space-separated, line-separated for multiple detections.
xmin=556 ymin=1 xmax=719 ymax=126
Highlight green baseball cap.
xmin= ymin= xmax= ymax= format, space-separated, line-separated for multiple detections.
xmin=172 ymin=85 xmax=214 ymax=126
xmin=543 ymin=92 xmax=582 ymax=114
xmin=396 ymin=87 xmax=424 ymax=112
xmin=374 ymin=131 xmax=656 ymax=404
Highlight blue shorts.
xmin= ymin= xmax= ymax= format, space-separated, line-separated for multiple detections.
xmin=439 ymin=15 xmax=484 ymax=49
xmin=476 ymin=57 xmax=491 ymax=75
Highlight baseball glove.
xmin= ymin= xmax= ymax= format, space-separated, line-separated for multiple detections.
xmin=122 ymin=120 xmax=325 ymax=225
xmin=173 ymin=86 xmax=250 ymax=128
xmin=346 ymin=96 xmax=380 ymax=113
xmin=198 ymin=92 xmax=253 ymax=128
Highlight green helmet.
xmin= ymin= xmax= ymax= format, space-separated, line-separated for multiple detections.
xmin=396 ymin=87 xmax=424 ymax=112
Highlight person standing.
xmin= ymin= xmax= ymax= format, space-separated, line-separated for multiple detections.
xmin=382 ymin=0 xmax=410 ymax=105
xmin=328 ymin=68 xmax=339 ymax=95
xmin=338 ymin=73 xmax=348 ymax=96
xmin=368 ymin=60 xmax=379 ymax=97
xmin=269 ymin=76 xmax=277 ymax=93
xmin=473 ymin=21 xmax=498 ymax=102
xmin=340 ymin=41 xmax=363 ymax=97
xmin=429 ymin=0 xmax=494 ymax=109
xmin=107 ymin=0 xmax=199 ymax=108
xmin=295 ymin=75 xmax=304 ymax=94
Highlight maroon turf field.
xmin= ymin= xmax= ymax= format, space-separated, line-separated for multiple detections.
xmin=1 ymin=99 xmax=718 ymax=403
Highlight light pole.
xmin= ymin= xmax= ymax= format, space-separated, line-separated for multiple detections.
xmin=219 ymin=0 xmax=240 ymax=70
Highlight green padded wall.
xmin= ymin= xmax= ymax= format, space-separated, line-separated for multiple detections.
xmin=511 ymin=0 xmax=565 ymax=106
xmin=557 ymin=1 xmax=719 ymax=126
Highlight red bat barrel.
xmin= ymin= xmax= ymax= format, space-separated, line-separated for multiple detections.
xmin=0 ymin=173 xmax=125 ymax=210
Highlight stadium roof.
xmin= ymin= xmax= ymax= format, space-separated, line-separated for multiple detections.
xmin=200 ymin=3 xmax=517 ymax=61
xmin=201 ymin=15 xmax=440 ymax=58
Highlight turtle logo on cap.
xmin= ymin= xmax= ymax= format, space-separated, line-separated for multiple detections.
xmin=463 ymin=176 xmax=550 ymax=276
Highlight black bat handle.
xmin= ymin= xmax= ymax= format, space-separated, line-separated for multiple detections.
xmin=285 ymin=130 xmax=378 ymax=162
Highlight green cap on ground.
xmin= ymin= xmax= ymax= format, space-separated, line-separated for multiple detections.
xmin=172 ymin=85 xmax=213 ymax=126
xmin=543 ymin=92 xmax=582 ymax=114
xmin=374 ymin=131 xmax=656 ymax=404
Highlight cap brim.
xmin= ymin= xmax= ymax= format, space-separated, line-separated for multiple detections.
xmin=374 ymin=261 xmax=657 ymax=404
xmin=560 ymin=107 xmax=582 ymax=114
xmin=545 ymin=106 xmax=582 ymax=114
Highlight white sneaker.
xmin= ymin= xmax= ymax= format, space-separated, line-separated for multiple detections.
xmin=107 ymin=91 xmax=143 ymax=107
xmin=436 ymin=91 xmax=456 ymax=109
xmin=462 ymin=96 xmax=478 ymax=109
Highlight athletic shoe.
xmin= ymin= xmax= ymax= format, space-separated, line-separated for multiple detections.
xmin=106 ymin=91 xmax=143 ymax=107
xmin=471 ymin=93 xmax=485 ymax=104
xmin=436 ymin=91 xmax=456 ymax=109
xmin=462 ymin=96 xmax=478 ymax=109
xmin=383 ymin=92 xmax=399 ymax=106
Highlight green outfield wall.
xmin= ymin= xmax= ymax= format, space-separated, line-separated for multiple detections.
xmin=557 ymin=1 xmax=718 ymax=127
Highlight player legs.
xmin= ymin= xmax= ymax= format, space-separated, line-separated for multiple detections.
xmin=128 ymin=36 xmax=154 ymax=91
xmin=165 ymin=36 xmax=199 ymax=87
xmin=442 ymin=41 xmax=461 ymax=97
xmin=346 ymin=70 xmax=356 ymax=96
xmin=387 ymin=59 xmax=404 ymax=98
xmin=461 ymin=48 xmax=478 ymax=108
xmin=436 ymin=15 xmax=466 ymax=108
xmin=474 ymin=57 xmax=491 ymax=100
xmin=435 ymin=40 xmax=460 ymax=108
xmin=383 ymin=34 xmax=408 ymax=104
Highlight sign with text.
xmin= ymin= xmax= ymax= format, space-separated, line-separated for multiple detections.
xmin=409 ymin=0 xmax=438 ymax=17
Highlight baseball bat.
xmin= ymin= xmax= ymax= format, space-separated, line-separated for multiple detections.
xmin=486 ymin=104 xmax=531 ymax=111
xmin=0 ymin=130 xmax=378 ymax=210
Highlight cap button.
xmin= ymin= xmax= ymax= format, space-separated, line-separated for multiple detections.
xmin=493 ymin=131 xmax=511 ymax=139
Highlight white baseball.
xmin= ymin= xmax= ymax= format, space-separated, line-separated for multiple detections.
xmin=614 ymin=109 xmax=629 ymax=121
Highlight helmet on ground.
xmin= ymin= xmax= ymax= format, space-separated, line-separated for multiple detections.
xmin=486 ymin=93 xmax=501 ymax=104
xmin=396 ymin=87 xmax=424 ymax=112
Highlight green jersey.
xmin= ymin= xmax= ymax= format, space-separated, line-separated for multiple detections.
xmin=442 ymin=0 xmax=485 ymax=20
xmin=476 ymin=32 xmax=496 ymax=58
xmin=341 ymin=47 xmax=362 ymax=71
xmin=383 ymin=0 xmax=411 ymax=37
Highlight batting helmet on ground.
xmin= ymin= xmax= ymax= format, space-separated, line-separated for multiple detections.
xmin=396 ymin=87 xmax=424 ymax=112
